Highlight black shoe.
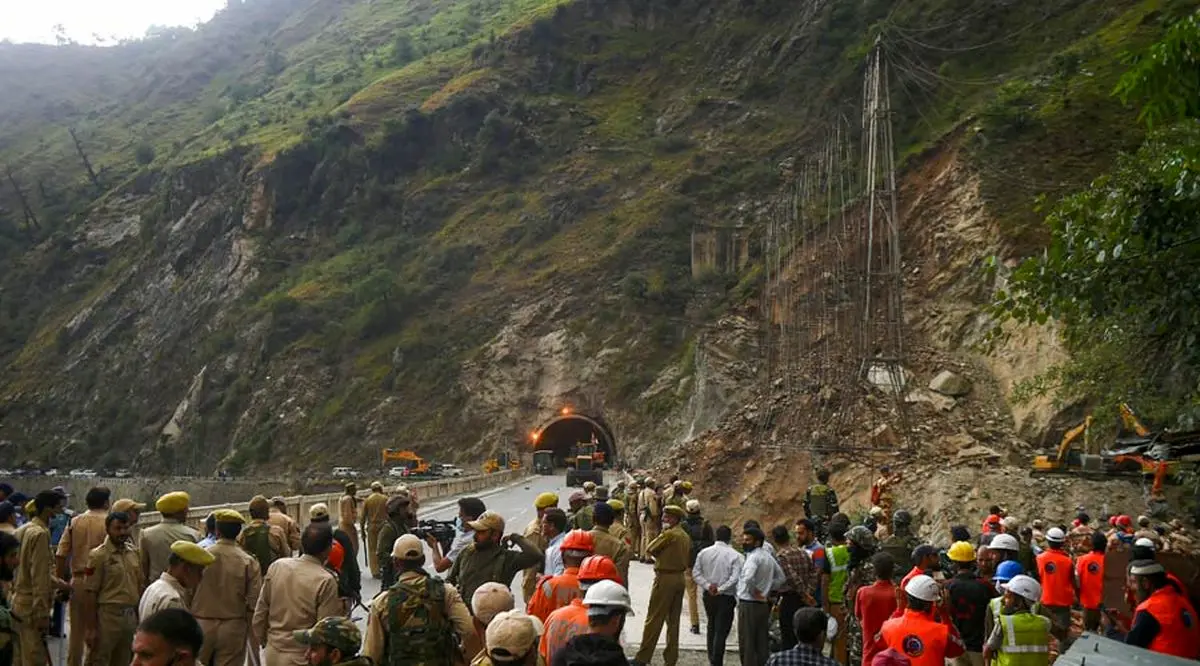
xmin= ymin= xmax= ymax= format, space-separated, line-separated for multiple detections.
xmin=691 ymin=624 xmax=701 ymax=634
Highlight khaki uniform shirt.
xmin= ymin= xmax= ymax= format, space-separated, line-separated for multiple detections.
xmin=362 ymin=569 xmax=480 ymax=664
xmin=0 ymin=523 xmax=14 ymax=535
xmin=13 ymin=518 xmax=54 ymax=617
xmin=362 ymin=493 xmax=388 ymax=529
xmin=610 ymin=521 xmax=631 ymax=546
xmin=140 ymin=519 xmax=200 ymax=586
xmin=58 ymin=509 xmax=109 ymax=575
xmin=83 ymin=536 xmax=142 ymax=606
xmin=139 ymin=572 xmax=188 ymax=618
xmin=639 ymin=489 xmax=660 ymax=523
xmin=267 ymin=510 xmax=301 ymax=553
xmin=589 ymin=526 xmax=632 ymax=584
xmin=192 ymin=538 xmax=262 ymax=620
xmin=338 ymin=495 xmax=358 ymax=528
xmin=647 ymin=525 xmax=692 ymax=573
xmin=252 ymin=554 xmax=342 ymax=652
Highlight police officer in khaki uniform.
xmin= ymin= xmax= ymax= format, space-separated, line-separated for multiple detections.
xmin=360 ymin=483 xmax=388 ymax=578
xmin=589 ymin=502 xmax=632 ymax=585
xmin=362 ymin=534 xmax=479 ymax=664
xmin=253 ymin=523 xmax=343 ymax=666
xmin=110 ymin=499 xmax=147 ymax=548
xmin=56 ymin=486 xmax=111 ymax=666
xmin=522 ymin=492 xmax=557 ymax=601
xmin=638 ymin=479 xmax=661 ymax=562
xmin=239 ymin=496 xmax=289 ymax=574
xmin=633 ymin=504 xmax=691 ymax=666
xmin=140 ymin=492 xmax=200 ymax=587
xmin=338 ymin=483 xmax=359 ymax=556
xmin=608 ymin=499 xmax=632 ymax=548
xmin=81 ymin=509 xmax=142 ymax=666
xmin=192 ymin=509 xmax=263 ymax=666
xmin=267 ymin=497 xmax=301 ymax=554
xmin=625 ymin=482 xmax=642 ymax=560
xmin=14 ymin=490 xmax=68 ymax=666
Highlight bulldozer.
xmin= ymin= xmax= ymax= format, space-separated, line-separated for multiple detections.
xmin=566 ymin=443 xmax=603 ymax=487
xmin=382 ymin=449 xmax=431 ymax=475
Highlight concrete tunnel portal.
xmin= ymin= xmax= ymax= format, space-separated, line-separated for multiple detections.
xmin=532 ymin=412 xmax=617 ymax=467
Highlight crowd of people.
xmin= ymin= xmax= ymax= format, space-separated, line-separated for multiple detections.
xmin=0 ymin=469 xmax=1196 ymax=666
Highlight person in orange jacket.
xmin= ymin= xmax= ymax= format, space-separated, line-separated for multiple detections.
xmin=1125 ymin=559 xmax=1200 ymax=659
xmin=875 ymin=575 xmax=965 ymax=666
xmin=1075 ymin=532 xmax=1107 ymax=632
xmin=527 ymin=530 xmax=595 ymax=622
xmin=540 ymin=555 xmax=623 ymax=665
xmin=1035 ymin=528 xmax=1077 ymax=647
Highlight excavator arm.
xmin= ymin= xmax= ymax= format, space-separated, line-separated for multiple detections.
xmin=1120 ymin=403 xmax=1152 ymax=438
xmin=1056 ymin=416 xmax=1093 ymax=463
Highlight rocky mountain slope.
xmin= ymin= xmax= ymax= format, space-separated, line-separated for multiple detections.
xmin=0 ymin=0 xmax=1194 ymax=476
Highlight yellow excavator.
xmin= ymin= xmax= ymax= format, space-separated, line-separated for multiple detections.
xmin=1033 ymin=415 xmax=1095 ymax=472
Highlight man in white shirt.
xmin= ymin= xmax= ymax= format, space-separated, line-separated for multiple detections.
xmin=139 ymin=541 xmax=213 ymax=618
xmin=542 ymin=508 xmax=569 ymax=576
xmin=693 ymin=526 xmax=744 ymax=666
xmin=427 ymin=497 xmax=486 ymax=573
xmin=737 ymin=526 xmax=785 ymax=666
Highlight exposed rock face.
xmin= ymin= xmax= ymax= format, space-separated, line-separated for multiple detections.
xmin=930 ymin=370 xmax=972 ymax=397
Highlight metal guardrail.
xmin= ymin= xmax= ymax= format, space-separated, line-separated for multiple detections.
xmin=137 ymin=470 xmax=525 ymax=530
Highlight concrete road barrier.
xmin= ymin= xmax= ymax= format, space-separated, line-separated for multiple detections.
xmin=137 ymin=470 xmax=525 ymax=529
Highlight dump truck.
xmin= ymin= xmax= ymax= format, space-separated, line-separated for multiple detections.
xmin=533 ymin=450 xmax=554 ymax=475
xmin=382 ymin=449 xmax=431 ymax=476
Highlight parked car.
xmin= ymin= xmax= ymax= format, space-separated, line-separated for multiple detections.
xmin=114 ymin=469 xmax=131 ymax=478
xmin=387 ymin=467 xmax=409 ymax=478
xmin=332 ymin=466 xmax=360 ymax=478
xmin=441 ymin=464 xmax=465 ymax=478
xmin=44 ymin=468 xmax=60 ymax=476
xmin=0 ymin=470 xmax=10 ymax=477
xmin=69 ymin=469 xmax=97 ymax=478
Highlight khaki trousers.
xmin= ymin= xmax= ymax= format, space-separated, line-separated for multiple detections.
xmin=198 ymin=618 xmax=249 ymax=666
xmin=265 ymin=644 xmax=307 ymax=666
xmin=67 ymin=587 xmax=88 ymax=666
xmin=16 ymin=617 xmax=46 ymax=666
xmin=685 ymin=569 xmax=700 ymax=627
xmin=88 ymin=605 xmax=137 ymax=666
xmin=640 ymin=519 xmax=660 ymax=561
xmin=365 ymin=522 xmax=384 ymax=578
xmin=635 ymin=571 xmax=685 ymax=666
xmin=628 ymin=518 xmax=643 ymax=559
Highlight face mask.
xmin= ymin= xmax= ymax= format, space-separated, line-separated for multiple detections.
xmin=744 ymin=543 xmax=758 ymax=552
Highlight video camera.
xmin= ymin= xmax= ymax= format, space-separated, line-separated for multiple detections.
xmin=412 ymin=519 xmax=458 ymax=553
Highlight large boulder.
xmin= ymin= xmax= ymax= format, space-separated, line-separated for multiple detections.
xmin=929 ymin=370 xmax=972 ymax=397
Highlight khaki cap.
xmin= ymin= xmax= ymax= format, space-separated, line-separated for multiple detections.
xmin=391 ymin=534 xmax=425 ymax=561
xmin=607 ymin=499 xmax=625 ymax=512
xmin=270 ymin=496 xmax=287 ymax=507
xmin=370 ymin=481 xmax=384 ymax=491
xmin=309 ymin=503 xmax=331 ymax=520
xmin=471 ymin=582 xmax=515 ymax=624
xmin=248 ymin=495 xmax=271 ymax=513
xmin=156 ymin=491 xmax=191 ymax=514
xmin=171 ymin=541 xmax=215 ymax=566
xmin=468 ymin=511 xmax=506 ymax=534
xmin=112 ymin=499 xmax=147 ymax=513
xmin=485 ymin=610 xmax=543 ymax=662
xmin=664 ymin=505 xmax=686 ymax=518
xmin=213 ymin=509 xmax=245 ymax=524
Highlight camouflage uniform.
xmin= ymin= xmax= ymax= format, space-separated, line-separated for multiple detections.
xmin=363 ymin=569 xmax=478 ymax=666
xmin=293 ymin=616 xmax=372 ymax=666
xmin=843 ymin=526 xmax=878 ymax=666
xmin=879 ymin=519 xmax=920 ymax=582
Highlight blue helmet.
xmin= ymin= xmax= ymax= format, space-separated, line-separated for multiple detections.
xmin=993 ymin=560 xmax=1024 ymax=583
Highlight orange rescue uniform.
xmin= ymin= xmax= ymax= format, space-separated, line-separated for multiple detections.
xmin=527 ymin=567 xmax=582 ymax=622
xmin=1135 ymin=587 xmax=1200 ymax=659
xmin=1036 ymin=549 xmax=1075 ymax=607
xmin=876 ymin=608 xmax=965 ymax=666
xmin=1075 ymin=552 xmax=1104 ymax=610
xmin=540 ymin=599 xmax=590 ymax=664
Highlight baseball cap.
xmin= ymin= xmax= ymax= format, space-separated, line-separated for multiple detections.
xmin=293 ymin=617 xmax=362 ymax=655
xmin=471 ymin=582 xmax=515 ymax=624
xmin=485 ymin=611 xmax=543 ymax=662
xmin=309 ymin=503 xmax=330 ymax=520
xmin=112 ymin=498 xmax=147 ymax=513
xmin=468 ymin=511 xmax=506 ymax=534
xmin=391 ymin=534 xmax=424 ymax=561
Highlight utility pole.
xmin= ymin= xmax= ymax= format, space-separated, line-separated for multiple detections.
xmin=5 ymin=166 xmax=40 ymax=236
xmin=68 ymin=127 xmax=103 ymax=192
xmin=860 ymin=37 xmax=910 ymax=440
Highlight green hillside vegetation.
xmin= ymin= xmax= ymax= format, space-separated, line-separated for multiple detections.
xmin=0 ymin=0 xmax=1196 ymax=470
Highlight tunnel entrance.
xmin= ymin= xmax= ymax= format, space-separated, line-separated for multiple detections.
xmin=532 ymin=413 xmax=617 ymax=467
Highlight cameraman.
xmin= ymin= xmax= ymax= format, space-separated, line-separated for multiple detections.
xmin=428 ymin=497 xmax=486 ymax=573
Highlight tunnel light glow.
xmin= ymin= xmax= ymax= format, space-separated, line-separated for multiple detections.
xmin=531 ymin=431 xmax=540 ymax=442
xmin=561 ymin=406 xmax=571 ymax=415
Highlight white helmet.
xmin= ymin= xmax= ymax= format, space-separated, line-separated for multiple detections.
xmin=989 ymin=534 xmax=1020 ymax=552
xmin=904 ymin=575 xmax=940 ymax=602
xmin=1134 ymin=537 xmax=1156 ymax=549
xmin=582 ymin=580 xmax=636 ymax=615
xmin=1045 ymin=527 xmax=1066 ymax=543
xmin=1003 ymin=575 xmax=1042 ymax=603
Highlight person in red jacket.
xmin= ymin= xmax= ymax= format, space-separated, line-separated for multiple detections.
xmin=980 ymin=507 xmax=1003 ymax=538
xmin=1075 ymin=532 xmax=1106 ymax=632
xmin=1036 ymin=527 xmax=1077 ymax=647
xmin=875 ymin=575 xmax=964 ymax=666
xmin=1126 ymin=560 xmax=1200 ymax=659
xmin=856 ymin=553 xmax=899 ymax=666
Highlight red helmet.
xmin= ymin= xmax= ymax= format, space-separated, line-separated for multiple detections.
xmin=1116 ymin=515 xmax=1133 ymax=528
xmin=561 ymin=529 xmax=595 ymax=554
xmin=578 ymin=555 xmax=623 ymax=585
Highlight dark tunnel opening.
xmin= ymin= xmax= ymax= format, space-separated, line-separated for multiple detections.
xmin=533 ymin=414 xmax=617 ymax=466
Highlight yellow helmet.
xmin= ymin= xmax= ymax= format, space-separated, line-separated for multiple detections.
xmin=947 ymin=541 xmax=976 ymax=563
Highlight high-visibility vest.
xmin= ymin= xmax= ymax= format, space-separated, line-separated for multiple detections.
xmin=879 ymin=609 xmax=949 ymax=666
xmin=1136 ymin=586 xmax=1200 ymax=659
xmin=527 ymin=568 xmax=582 ymax=622
xmin=1075 ymin=552 xmax=1104 ymax=610
xmin=995 ymin=612 xmax=1051 ymax=666
xmin=1036 ymin=549 xmax=1074 ymax=607
xmin=829 ymin=544 xmax=851 ymax=603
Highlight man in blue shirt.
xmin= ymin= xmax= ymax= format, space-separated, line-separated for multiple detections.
xmin=738 ymin=526 xmax=785 ymax=666
xmin=543 ymin=508 xmax=569 ymax=576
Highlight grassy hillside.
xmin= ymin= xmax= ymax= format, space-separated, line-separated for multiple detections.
xmin=0 ymin=0 xmax=1194 ymax=472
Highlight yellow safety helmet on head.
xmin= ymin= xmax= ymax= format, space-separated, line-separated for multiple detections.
xmin=947 ymin=541 xmax=977 ymax=563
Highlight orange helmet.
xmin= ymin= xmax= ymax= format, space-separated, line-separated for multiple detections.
xmin=578 ymin=555 xmax=623 ymax=585
xmin=561 ymin=529 xmax=595 ymax=555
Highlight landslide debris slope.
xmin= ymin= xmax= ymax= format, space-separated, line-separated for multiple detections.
xmin=0 ymin=0 xmax=1193 ymax=474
